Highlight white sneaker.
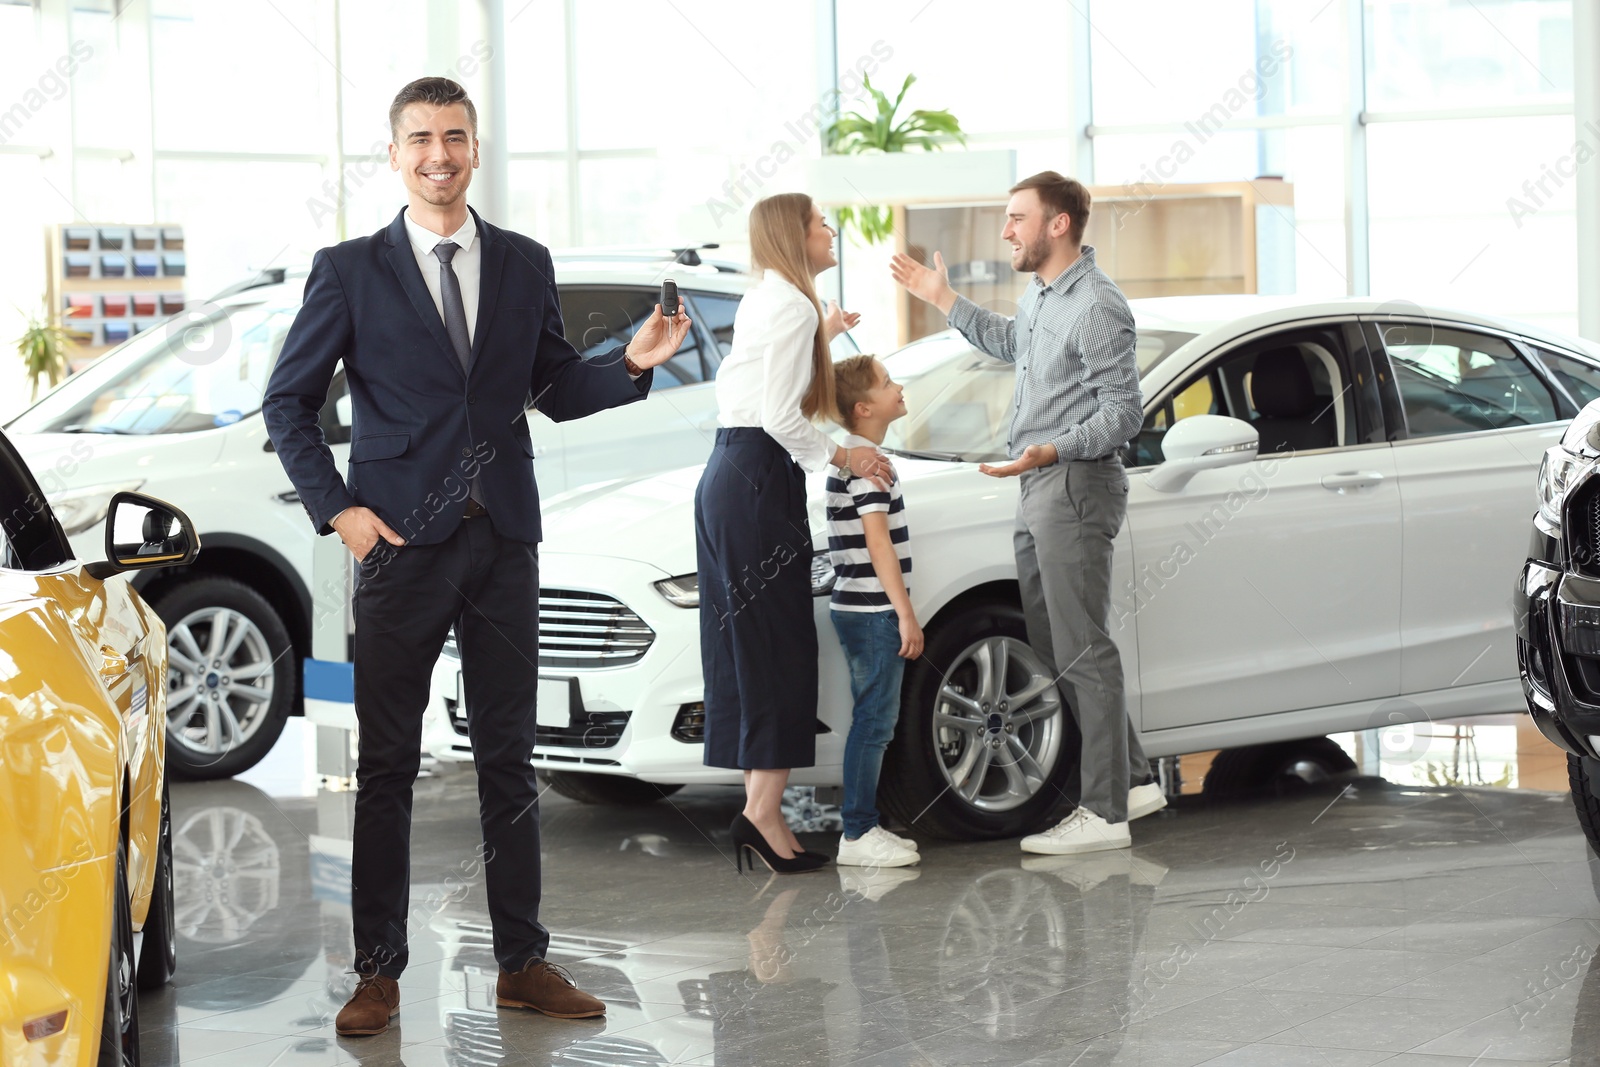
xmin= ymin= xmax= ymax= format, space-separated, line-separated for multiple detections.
xmin=1128 ymin=782 xmax=1167 ymax=821
xmin=878 ymin=826 xmax=918 ymax=852
xmin=839 ymin=865 xmax=921 ymax=902
xmin=1019 ymin=808 xmax=1131 ymax=855
xmin=837 ymin=826 xmax=920 ymax=868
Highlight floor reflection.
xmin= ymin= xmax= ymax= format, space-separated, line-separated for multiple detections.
xmin=138 ymin=718 xmax=1600 ymax=1066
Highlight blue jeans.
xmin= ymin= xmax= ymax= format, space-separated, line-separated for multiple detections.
xmin=830 ymin=609 xmax=905 ymax=839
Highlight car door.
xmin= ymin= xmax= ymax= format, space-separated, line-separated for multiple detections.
xmin=542 ymin=285 xmax=719 ymax=495
xmin=1126 ymin=318 xmax=1403 ymax=731
xmin=1372 ymin=317 xmax=1573 ymax=694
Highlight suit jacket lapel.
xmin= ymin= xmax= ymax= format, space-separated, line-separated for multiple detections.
xmin=470 ymin=208 xmax=504 ymax=372
xmin=383 ymin=208 xmax=462 ymax=377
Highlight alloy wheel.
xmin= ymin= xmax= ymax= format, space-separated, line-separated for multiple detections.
xmin=165 ymin=607 xmax=277 ymax=756
xmin=931 ymin=636 xmax=1065 ymax=813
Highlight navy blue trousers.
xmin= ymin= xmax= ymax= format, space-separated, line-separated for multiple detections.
xmin=694 ymin=427 xmax=819 ymax=770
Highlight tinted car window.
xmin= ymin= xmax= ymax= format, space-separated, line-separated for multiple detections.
xmin=0 ymin=433 xmax=72 ymax=571
xmin=1530 ymin=344 xmax=1600 ymax=407
xmin=1384 ymin=325 xmax=1558 ymax=437
xmin=693 ymin=292 xmax=739 ymax=360
xmin=558 ymin=287 xmax=703 ymax=390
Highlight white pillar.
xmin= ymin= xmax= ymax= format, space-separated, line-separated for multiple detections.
xmin=478 ymin=0 xmax=509 ymax=225
xmin=1576 ymin=0 xmax=1600 ymax=342
xmin=1341 ymin=0 xmax=1370 ymax=296
xmin=1068 ymin=0 xmax=1094 ymax=182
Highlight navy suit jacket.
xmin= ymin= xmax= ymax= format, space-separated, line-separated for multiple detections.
xmin=263 ymin=207 xmax=651 ymax=545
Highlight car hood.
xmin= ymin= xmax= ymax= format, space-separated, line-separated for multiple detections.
xmin=10 ymin=431 xmax=225 ymax=497
xmin=541 ymin=455 xmax=954 ymax=573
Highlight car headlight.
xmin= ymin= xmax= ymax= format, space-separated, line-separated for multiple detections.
xmin=654 ymin=574 xmax=699 ymax=608
xmin=47 ymin=480 xmax=144 ymax=536
xmin=1539 ymin=446 xmax=1585 ymax=529
xmin=810 ymin=551 xmax=836 ymax=597
xmin=654 ymin=556 xmax=836 ymax=606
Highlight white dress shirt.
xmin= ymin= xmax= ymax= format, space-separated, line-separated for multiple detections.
xmin=714 ymin=270 xmax=836 ymax=472
xmin=404 ymin=209 xmax=479 ymax=345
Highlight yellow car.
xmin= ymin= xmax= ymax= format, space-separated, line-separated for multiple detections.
xmin=0 ymin=426 xmax=199 ymax=1067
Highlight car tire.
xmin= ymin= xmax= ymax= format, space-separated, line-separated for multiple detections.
xmin=880 ymin=600 xmax=1076 ymax=841
xmin=153 ymin=577 xmax=293 ymax=780
xmin=1203 ymin=737 xmax=1357 ymax=797
xmin=135 ymin=779 xmax=177 ymax=990
xmin=98 ymin=840 xmax=141 ymax=1067
xmin=1567 ymin=754 xmax=1600 ymax=856
xmin=540 ymin=771 xmax=684 ymax=805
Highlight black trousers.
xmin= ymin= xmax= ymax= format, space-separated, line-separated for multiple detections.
xmin=350 ymin=515 xmax=547 ymax=978
xmin=694 ymin=427 xmax=818 ymax=770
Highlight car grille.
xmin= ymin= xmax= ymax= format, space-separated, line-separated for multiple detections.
xmin=1568 ymin=480 xmax=1600 ymax=579
xmin=539 ymin=589 xmax=655 ymax=669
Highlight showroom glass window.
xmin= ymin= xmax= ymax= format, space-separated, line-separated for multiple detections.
xmin=1382 ymin=324 xmax=1559 ymax=438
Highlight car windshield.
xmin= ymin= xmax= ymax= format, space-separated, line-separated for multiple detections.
xmin=8 ymin=300 xmax=298 ymax=436
xmin=881 ymin=328 xmax=1196 ymax=462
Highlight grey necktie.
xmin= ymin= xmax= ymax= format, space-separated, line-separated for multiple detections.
xmin=432 ymin=240 xmax=471 ymax=370
xmin=432 ymin=239 xmax=482 ymax=508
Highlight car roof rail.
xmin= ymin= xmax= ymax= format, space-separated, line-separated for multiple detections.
xmin=551 ymin=244 xmax=745 ymax=274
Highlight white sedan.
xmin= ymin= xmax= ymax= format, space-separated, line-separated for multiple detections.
xmin=423 ymin=295 xmax=1600 ymax=838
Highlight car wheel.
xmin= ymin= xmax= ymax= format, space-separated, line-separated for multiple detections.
xmin=541 ymin=771 xmax=684 ymax=805
xmin=880 ymin=600 xmax=1075 ymax=841
xmin=1568 ymin=754 xmax=1600 ymax=856
xmin=97 ymin=840 xmax=141 ymax=1066
xmin=1203 ymin=737 xmax=1357 ymax=797
xmin=154 ymin=577 xmax=293 ymax=780
xmin=135 ymin=779 xmax=177 ymax=990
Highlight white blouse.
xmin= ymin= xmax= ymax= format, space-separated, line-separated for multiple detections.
xmin=715 ymin=270 xmax=836 ymax=472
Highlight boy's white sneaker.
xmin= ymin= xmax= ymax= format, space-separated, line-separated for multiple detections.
xmin=1019 ymin=808 xmax=1131 ymax=855
xmin=837 ymin=826 xmax=920 ymax=868
xmin=1128 ymin=782 xmax=1167 ymax=821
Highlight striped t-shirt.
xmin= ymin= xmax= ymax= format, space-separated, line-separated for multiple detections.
xmin=826 ymin=435 xmax=912 ymax=613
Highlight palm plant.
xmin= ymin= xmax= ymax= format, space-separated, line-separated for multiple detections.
xmin=825 ymin=74 xmax=967 ymax=245
xmin=15 ymin=301 xmax=83 ymax=401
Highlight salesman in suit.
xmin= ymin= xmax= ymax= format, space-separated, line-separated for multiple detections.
xmin=263 ymin=77 xmax=691 ymax=1036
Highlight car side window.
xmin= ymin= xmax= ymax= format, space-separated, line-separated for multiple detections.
xmin=0 ymin=436 xmax=72 ymax=572
xmin=1529 ymin=344 xmax=1600 ymax=407
xmin=1131 ymin=329 xmax=1356 ymax=466
xmin=557 ymin=286 xmax=702 ymax=391
xmin=1383 ymin=324 xmax=1558 ymax=437
xmin=692 ymin=292 xmax=739 ymax=366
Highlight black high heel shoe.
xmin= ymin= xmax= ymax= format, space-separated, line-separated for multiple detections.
xmin=731 ymin=814 xmax=828 ymax=874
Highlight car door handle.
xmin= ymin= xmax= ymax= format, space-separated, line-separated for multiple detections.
xmin=1320 ymin=471 xmax=1385 ymax=491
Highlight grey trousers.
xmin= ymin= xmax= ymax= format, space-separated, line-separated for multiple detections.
xmin=1016 ymin=457 xmax=1150 ymax=824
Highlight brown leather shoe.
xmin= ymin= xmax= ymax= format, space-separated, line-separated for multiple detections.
xmin=335 ymin=974 xmax=400 ymax=1036
xmin=496 ymin=959 xmax=605 ymax=1019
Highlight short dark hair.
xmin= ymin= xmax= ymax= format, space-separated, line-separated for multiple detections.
xmin=389 ymin=77 xmax=477 ymax=140
xmin=1010 ymin=170 xmax=1091 ymax=245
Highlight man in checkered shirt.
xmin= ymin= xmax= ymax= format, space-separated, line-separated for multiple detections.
xmin=891 ymin=170 xmax=1165 ymax=856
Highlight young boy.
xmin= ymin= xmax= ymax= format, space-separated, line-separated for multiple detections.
xmin=827 ymin=355 xmax=923 ymax=869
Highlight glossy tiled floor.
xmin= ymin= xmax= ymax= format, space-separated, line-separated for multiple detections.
xmin=138 ymin=719 xmax=1600 ymax=1066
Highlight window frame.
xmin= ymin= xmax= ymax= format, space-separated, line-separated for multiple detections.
xmin=0 ymin=431 xmax=75 ymax=573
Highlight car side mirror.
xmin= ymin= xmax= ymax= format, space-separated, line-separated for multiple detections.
xmin=86 ymin=492 xmax=201 ymax=577
xmin=1145 ymin=415 xmax=1259 ymax=493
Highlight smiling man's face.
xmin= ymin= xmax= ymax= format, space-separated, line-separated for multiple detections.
xmin=390 ymin=101 xmax=478 ymax=210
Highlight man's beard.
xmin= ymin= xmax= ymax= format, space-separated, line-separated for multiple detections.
xmin=1012 ymin=231 xmax=1052 ymax=273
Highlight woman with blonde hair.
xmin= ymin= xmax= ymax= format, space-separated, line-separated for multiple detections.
xmin=695 ymin=192 xmax=889 ymax=874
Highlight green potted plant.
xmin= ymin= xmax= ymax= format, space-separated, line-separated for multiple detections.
xmin=15 ymin=301 xmax=84 ymax=402
xmin=824 ymin=73 xmax=968 ymax=245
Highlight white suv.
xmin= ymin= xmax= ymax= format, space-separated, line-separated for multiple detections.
xmin=7 ymin=251 xmax=856 ymax=779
